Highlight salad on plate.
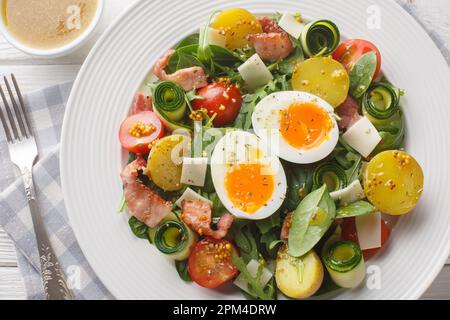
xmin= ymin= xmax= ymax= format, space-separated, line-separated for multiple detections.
xmin=117 ymin=8 xmax=424 ymax=299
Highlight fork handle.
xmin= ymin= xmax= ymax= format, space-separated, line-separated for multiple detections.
xmin=23 ymin=168 xmax=74 ymax=300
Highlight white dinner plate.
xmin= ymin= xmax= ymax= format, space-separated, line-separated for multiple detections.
xmin=61 ymin=0 xmax=450 ymax=299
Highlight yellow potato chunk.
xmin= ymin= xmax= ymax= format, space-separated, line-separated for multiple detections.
xmin=212 ymin=8 xmax=262 ymax=50
xmin=364 ymin=150 xmax=424 ymax=215
xmin=292 ymin=57 xmax=350 ymax=108
xmin=275 ymin=246 xmax=324 ymax=299
xmin=147 ymin=135 xmax=189 ymax=191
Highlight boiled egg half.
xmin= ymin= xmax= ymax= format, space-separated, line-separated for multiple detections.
xmin=252 ymin=91 xmax=339 ymax=164
xmin=211 ymin=130 xmax=287 ymax=220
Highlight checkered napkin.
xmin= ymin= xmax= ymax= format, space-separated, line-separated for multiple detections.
xmin=0 ymin=82 xmax=113 ymax=300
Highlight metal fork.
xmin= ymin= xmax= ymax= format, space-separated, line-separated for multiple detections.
xmin=0 ymin=74 xmax=73 ymax=300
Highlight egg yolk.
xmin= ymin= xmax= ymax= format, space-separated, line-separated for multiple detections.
xmin=225 ymin=163 xmax=274 ymax=214
xmin=279 ymin=102 xmax=333 ymax=149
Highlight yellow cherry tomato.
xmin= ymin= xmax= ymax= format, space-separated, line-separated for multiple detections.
xmin=292 ymin=57 xmax=350 ymax=108
xmin=364 ymin=150 xmax=424 ymax=215
xmin=212 ymin=8 xmax=262 ymax=49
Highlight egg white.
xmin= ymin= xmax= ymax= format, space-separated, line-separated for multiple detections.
xmin=210 ymin=130 xmax=287 ymax=220
xmin=252 ymin=91 xmax=339 ymax=164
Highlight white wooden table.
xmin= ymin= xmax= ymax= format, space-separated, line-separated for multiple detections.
xmin=0 ymin=0 xmax=449 ymax=300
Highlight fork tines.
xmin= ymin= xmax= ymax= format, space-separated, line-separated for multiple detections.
xmin=0 ymin=74 xmax=32 ymax=143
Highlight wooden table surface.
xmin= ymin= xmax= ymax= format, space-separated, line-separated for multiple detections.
xmin=0 ymin=0 xmax=449 ymax=300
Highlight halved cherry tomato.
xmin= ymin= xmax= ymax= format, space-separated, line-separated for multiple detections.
xmin=119 ymin=111 xmax=164 ymax=154
xmin=340 ymin=217 xmax=390 ymax=260
xmin=188 ymin=237 xmax=238 ymax=289
xmin=332 ymin=39 xmax=382 ymax=80
xmin=192 ymin=82 xmax=242 ymax=127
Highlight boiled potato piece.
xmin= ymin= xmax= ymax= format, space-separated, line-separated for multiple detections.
xmin=292 ymin=57 xmax=350 ymax=108
xmin=364 ymin=150 xmax=424 ymax=215
xmin=275 ymin=246 xmax=324 ymax=299
xmin=212 ymin=8 xmax=262 ymax=49
xmin=147 ymin=135 xmax=189 ymax=191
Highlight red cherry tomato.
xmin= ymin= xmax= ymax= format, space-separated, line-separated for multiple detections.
xmin=341 ymin=217 xmax=390 ymax=260
xmin=332 ymin=39 xmax=382 ymax=80
xmin=192 ymin=82 xmax=242 ymax=127
xmin=188 ymin=237 xmax=238 ymax=289
xmin=119 ymin=111 xmax=164 ymax=154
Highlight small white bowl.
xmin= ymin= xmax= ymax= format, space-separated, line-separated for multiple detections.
xmin=0 ymin=0 xmax=104 ymax=58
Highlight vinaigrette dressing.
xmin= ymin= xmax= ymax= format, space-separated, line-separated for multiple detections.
xmin=3 ymin=0 xmax=97 ymax=49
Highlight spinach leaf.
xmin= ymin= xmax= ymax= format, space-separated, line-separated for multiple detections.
xmin=176 ymin=33 xmax=199 ymax=49
xmin=284 ymin=164 xmax=314 ymax=211
xmin=336 ymin=200 xmax=376 ymax=218
xmin=175 ymin=260 xmax=192 ymax=282
xmin=231 ymin=252 xmax=275 ymax=300
xmin=234 ymin=224 xmax=259 ymax=263
xmin=261 ymin=232 xmax=282 ymax=259
xmin=288 ymin=185 xmax=336 ymax=257
xmin=176 ymin=51 xmax=204 ymax=71
xmin=210 ymin=45 xmax=243 ymax=66
xmin=128 ymin=216 xmax=148 ymax=239
xmin=373 ymin=114 xmax=405 ymax=154
xmin=166 ymin=44 xmax=203 ymax=73
xmin=349 ymin=51 xmax=377 ymax=99
xmin=255 ymin=211 xmax=281 ymax=234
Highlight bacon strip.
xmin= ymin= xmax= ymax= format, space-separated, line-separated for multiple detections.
xmin=153 ymin=49 xmax=208 ymax=91
xmin=246 ymin=16 xmax=294 ymax=61
xmin=336 ymin=96 xmax=362 ymax=131
xmin=131 ymin=92 xmax=153 ymax=115
xmin=181 ymin=200 xmax=234 ymax=239
xmin=120 ymin=157 xmax=173 ymax=228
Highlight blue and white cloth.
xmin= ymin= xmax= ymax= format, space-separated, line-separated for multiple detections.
xmin=0 ymin=82 xmax=113 ymax=300
xmin=0 ymin=3 xmax=448 ymax=300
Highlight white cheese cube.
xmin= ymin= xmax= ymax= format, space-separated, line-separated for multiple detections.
xmin=278 ymin=13 xmax=305 ymax=39
xmin=342 ymin=116 xmax=382 ymax=158
xmin=180 ymin=157 xmax=208 ymax=187
xmin=175 ymin=187 xmax=212 ymax=208
xmin=201 ymin=25 xmax=227 ymax=47
xmin=233 ymin=260 xmax=273 ymax=294
xmin=355 ymin=212 xmax=382 ymax=251
xmin=330 ymin=180 xmax=365 ymax=206
xmin=238 ymin=53 xmax=273 ymax=89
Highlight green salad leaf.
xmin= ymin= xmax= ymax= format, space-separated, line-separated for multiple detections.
xmin=288 ymin=185 xmax=336 ymax=257
xmin=175 ymin=260 xmax=192 ymax=282
xmin=128 ymin=216 xmax=148 ymax=239
xmin=336 ymin=200 xmax=376 ymax=218
xmin=231 ymin=252 xmax=276 ymax=300
xmin=284 ymin=164 xmax=314 ymax=211
xmin=349 ymin=51 xmax=377 ymax=98
xmin=373 ymin=113 xmax=405 ymax=154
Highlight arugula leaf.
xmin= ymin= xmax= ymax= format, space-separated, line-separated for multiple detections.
xmin=128 ymin=216 xmax=148 ymax=239
xmin=233 ymin=74 xmax=290 ymax=130
xmin=231 ymin=252 xmax=275 ymax=300
xmin=175 ymin=260 xmax=192 ymax=282
xmin=344 ymin=153 xmax=362 ymax=183
xmin=336 ymin=200 xmax=376 ymax=218
xmin=349 ymin=51 xmax=377 ymax=99
xmin=288 ymin=185 xmax=336 ymax=257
